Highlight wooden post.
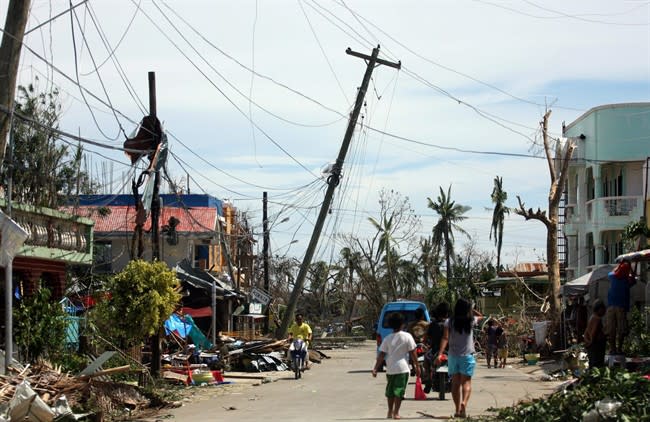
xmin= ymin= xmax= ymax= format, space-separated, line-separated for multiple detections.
xmin=0 ymin=0 xmax=31 ymax=168
xmin=263 ymin=192 xmax=270 ymax=333
xmin=148 ymin=71 xmax=162 ymax=377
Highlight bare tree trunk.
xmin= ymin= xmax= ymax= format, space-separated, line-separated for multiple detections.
xmin=547 ymin=208 xmax=561 ymax=318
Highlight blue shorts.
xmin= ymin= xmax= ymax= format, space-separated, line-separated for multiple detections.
xmin=448 ymin=354 xmax=476 ymax=377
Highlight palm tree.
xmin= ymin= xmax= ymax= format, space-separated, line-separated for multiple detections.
xmin=427 ymin=185 xmax=471 ymax=285
xmin=489 ymin=176 xmax=510 ymax=271
xmin=418 ymin=236 xmax=440 ymax=288
xmin=368 ymin=215 xmax=398 ymax=300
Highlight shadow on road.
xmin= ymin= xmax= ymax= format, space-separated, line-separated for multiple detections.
xmin=347 ymin=369 xmax=372 ymax=374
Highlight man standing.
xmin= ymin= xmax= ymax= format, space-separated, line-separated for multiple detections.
xmin=606 ymin=260 xmax=635 ymax=354
xmin=485 ymin=319 xmax=499 ymax=368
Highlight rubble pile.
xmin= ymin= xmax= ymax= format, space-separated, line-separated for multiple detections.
xmin=161 ymin=335 xmax=329 ymax=385
xmin=0 ymin=361 xmax=151 ymax=420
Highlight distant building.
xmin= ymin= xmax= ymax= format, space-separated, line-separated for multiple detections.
xmin=68 ymin=194 xmax=252 ymax=283
xmin=66 ymin=194 xmax=254 ymax=332
xmin=563 ymin=102 xmax=650 ymax=305
xmin=480 ymin=262 xmax=549 ymax=316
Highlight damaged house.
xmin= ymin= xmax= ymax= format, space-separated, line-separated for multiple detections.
xmin=67 ymin=194 xmax=253 ymax=333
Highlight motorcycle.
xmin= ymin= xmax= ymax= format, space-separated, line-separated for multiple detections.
xmin=433 ymin=353 xmax=451 ymax=401
xmin=421 ymin=348 xmax=451 ymax=400
xmin=289 ymin=338 xmax=307 ymax=379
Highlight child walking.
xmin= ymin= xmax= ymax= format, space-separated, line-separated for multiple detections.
xmin=372 ymin=312 xmax=420 ymax=420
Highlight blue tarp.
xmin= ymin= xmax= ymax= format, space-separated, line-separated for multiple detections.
xmin=164 ymin=313 xmax=212 ymax=349
xmin=164 ymin=313 xmax=192 ymax=338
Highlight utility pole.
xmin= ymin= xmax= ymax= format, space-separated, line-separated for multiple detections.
xmin=148 ymin=71 xmax=162 ymax=377
xmin=149 ymin=72 xmax=161 ymax=262
xmin=0 ymin=0 xmax=31 ymax=168
xmin=262 ymin=192 xmax=270 ymax=333
xmin=276 ymin=46 xmax=400 ymax=339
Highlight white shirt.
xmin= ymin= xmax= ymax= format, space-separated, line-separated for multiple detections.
xmin=379 ymin=331 xmax=417 ymax=375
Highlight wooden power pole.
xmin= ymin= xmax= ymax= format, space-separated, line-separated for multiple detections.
xmin=262 ymin=191 xmax=270 ymax=333
xmin=0 ymin=0 xmax=31 ymax=168
xmin=276 ymin=46 xmax=400 ymax=339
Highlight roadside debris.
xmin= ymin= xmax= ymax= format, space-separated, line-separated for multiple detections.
xmin=0 ymin=360 xmax=150 ymax=421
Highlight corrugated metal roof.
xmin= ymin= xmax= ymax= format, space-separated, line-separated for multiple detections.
xmin=64 ymin=206 xmax=217 ymax=233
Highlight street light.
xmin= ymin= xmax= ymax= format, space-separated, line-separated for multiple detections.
xmin=274 ymin=239 xmax=299 ymax=252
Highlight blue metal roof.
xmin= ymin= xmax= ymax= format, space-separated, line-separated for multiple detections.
xmin=75 ymin=194 xmax=223 ymax=215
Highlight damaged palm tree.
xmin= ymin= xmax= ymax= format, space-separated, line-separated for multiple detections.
xmin=515 ymin=110 xmax=575 ymax=347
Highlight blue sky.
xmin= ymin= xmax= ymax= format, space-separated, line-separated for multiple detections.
xmin=4 ymin=0 xmax=650 ymax=268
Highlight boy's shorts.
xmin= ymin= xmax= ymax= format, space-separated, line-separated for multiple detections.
xmin=498 ymin=348 xmax=508 ymax=359
xmin=448 ymin=354 xmax=476 ymax=377
xmin=385 ymin=373 xmax=409 ymax=398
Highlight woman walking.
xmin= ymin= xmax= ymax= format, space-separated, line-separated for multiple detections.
xmin=435 ymin=298 xmax=483 ymax=418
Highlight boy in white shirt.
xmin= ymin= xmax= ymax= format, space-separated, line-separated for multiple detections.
xmin=372 ymin=312 xmax=420 ymax=420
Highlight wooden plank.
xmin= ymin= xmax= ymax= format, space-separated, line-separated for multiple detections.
xmin=77 ymin=365 xmax=131 ymax=379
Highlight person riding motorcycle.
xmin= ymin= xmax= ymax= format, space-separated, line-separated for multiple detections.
xmin=288 ymin=313 xmax=313 ymax=369
xmin=423 ymin=302 xmax=450 ymax=393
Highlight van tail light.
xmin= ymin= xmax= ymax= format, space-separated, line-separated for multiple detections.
xmin=376 ymin=333 xmax=382 ymax=346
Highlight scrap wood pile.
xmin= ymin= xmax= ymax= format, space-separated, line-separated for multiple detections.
xmin=0 ymin=361 xmax=155 ymax=421
xmin=162 ymin=335 xmax=330 ymax=384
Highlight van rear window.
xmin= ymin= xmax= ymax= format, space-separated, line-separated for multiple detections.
xmin=381 ymin=311 xmax=420 ymax=329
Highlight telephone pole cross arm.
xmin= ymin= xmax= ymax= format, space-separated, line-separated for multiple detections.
xmin=276 ymin=45 xmax=400 ymax=339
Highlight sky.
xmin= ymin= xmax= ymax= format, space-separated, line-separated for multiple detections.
xmin=3 ymin=0 xmax=650 ymax=269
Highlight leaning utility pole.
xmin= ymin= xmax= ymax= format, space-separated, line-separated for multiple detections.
xmin=276 ymin=46 xmax=400 ymax=339
xmin=0 ymin=0 xmax=31 ymax=168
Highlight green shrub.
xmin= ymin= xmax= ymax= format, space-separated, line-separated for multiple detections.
xmin=91 ymin=260 xmax=180 ymax=348
xmin=624 ymin=305 xmax=650 ymax=357
xmin=14 ymin=287 xmax=67 ymax=363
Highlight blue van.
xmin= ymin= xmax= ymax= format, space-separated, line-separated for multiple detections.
xmin=375 ymin=300 xmax=430 ymax=351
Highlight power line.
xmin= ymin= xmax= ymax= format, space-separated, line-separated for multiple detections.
xmin=134 ymin=0 xmax=318 ymax=178
xmin=476 ymin=0 xmax=650 ymax=26
xmin=298 ymin=0 xmax=351 ymax=105
xmin=166 ymin=129 xmax=321 ymax=191
xmin=79 ymin=1 xmax=141 ymax=78
xmin=69 ymin=3 xmax=125 ymax=141
xmin=83 ymin=2 xmax=147 ymax=114
xmin=0 ymin=103 xmax=149 ymax=155
xmin=24 ymin=0 xmax=90 ymax=35
xmin=0 ymin=27 xmax=143 ymax=129
xmin=335 ymin=0 xmax=586 ymax=112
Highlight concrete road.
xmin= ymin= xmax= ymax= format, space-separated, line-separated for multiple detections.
xmin=160 ymin=341 xmax=561 ymax=421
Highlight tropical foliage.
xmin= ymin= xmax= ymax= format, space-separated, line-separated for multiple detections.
xmin=489 ymin=176 xmax=509 ymax=271
xmin=427 ymin=185 xmax=471 ymax=284
xmin=91 ymin=260 xmax=180 ymax=348
xmin=1 ymin=81 xmax=98 ymax=208
xmin=14 ymin=287 xmax=67 ymax=363
xmin=477 ymin=368 xmax=650 ymax=421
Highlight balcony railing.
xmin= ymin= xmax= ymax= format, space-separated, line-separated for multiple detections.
xmin=585 ymin=196 xmax=642 ymax=223
xmin=0 ymin=200 xmax=94 ymax=264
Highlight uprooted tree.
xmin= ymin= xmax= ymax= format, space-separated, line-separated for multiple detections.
xmin=515 ymin=110 xmax=575 ymax=346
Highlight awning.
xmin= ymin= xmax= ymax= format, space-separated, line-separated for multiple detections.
xmin=560 ymin=265 xmax=614 ymax=296
xmin=615 ymin=249 xmax=650 ymax=263
xmin=182 ymin=306 xmax=213 ymax=318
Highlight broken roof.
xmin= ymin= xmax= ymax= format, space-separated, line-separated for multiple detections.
xmin=174 ymin=259 xmax=241 ymax=298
